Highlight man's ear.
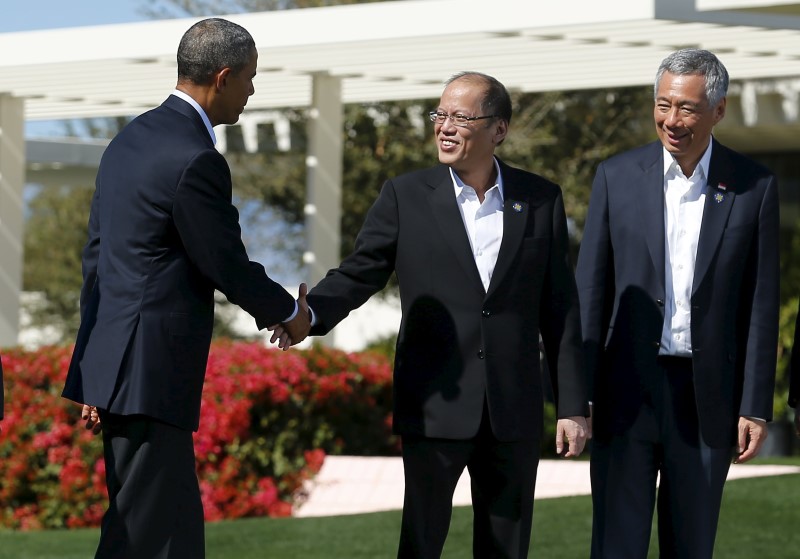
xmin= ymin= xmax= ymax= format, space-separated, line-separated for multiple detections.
xmin=713 ymin=96 xmax=727 ymax=125
xmin=214 ymin=67 xmax=232 ymax=91
xmin=494 ymin=119 xmax=509 ymax=145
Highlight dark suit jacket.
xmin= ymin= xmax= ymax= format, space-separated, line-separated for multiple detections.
xmin=307 ymin=160 xmax=588 ymax=441
xmin=63 ymin=95 xmax=295 ymax=431
xmin=790 ymin=300 xmax=800 ymax=409
xmin=577 ymin=139 xmax=780 ymax=448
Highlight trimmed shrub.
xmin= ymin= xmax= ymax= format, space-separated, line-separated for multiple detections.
xmin=0 ymin=341 xmax=395 ymax=530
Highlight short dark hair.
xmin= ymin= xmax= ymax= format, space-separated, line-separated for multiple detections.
xmin=655 ymin=48 xmax=729 ymax=108
xmin=446 ymin=71 xmax=512 ymax=124
xmin=177 ymin=18 xmax=255 ymax=85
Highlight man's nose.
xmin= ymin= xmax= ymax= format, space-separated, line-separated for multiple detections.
xmin=664 ymin=108 xmax=680 ymax=127
xmin=440 ymin=116 xmax=457 ymax=132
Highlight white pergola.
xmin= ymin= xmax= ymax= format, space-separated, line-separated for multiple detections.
xmin=2 ymin=0 xmax=800 ymax=346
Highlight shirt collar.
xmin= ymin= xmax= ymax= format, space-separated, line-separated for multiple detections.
xmin=171 ymin=89 xmax=217 ymax=145
xmin=450 ymin=157 xmax=504 ymax=201
xmin=662 ymin=138 xmax=713 ymax=181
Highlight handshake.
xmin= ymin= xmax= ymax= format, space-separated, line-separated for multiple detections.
xmin=268 ymin=283 xmax=311 ymax=350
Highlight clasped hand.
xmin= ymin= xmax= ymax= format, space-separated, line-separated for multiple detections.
xmin=268 ymin=283 xmax=310 ymax=350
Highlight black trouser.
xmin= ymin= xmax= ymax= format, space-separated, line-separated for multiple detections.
xmin=590 ymin=356 xmax=735 ymax=559
xmin=95 ymin=411 xmax=204 ymax=559
xmin=398 ymin=409 xmax=540 ymax=559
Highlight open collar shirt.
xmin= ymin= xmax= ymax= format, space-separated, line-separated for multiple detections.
xmin=659 ymin=140 xmax=713 ymax=356
xmin=450 ymin=157 xmax=504 ymax=292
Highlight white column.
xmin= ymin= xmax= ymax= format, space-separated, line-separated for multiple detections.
xmin=304 ymin=73 xmax=343 ymax=283
xmin=0 ymin=95 xmax=25 ymax=347
xmin=304 ymin=74 xmax=343 ymax=345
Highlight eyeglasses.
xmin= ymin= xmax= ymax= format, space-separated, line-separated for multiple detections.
xmin=428 ymin=111 xmax=497 ymax=126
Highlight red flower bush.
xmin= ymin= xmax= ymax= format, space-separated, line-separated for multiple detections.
xmin=0 ymin=341 xmax=395 ymax=530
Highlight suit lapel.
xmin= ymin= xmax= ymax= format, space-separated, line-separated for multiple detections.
xmin=693 ymin=140 xmax=735 ymax=295
xmin=427 ymin=166 xmax=485 ymax=294
xmin=637 ymin=143 xmax=667 ymax=294
xmin=486 ymin=165 xmax=528 ymax=299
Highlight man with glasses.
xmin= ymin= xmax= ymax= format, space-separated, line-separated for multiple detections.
xmin=301 ymin=71 xmax=589 ymax=558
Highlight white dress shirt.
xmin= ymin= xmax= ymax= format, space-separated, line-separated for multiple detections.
xmin=171 ymin=89 xmax=217 ymax=144
xmin=659 ymin=141 xmax=713 ymax=356
xmin=451 ymin=158 xmax=504 ymax=292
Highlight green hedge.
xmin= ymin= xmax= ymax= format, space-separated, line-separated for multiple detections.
xmin=0 ymin=341 xmax=395 ymax=529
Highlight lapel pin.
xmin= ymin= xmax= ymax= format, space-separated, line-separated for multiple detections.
xmin=512 ymin=202 xmax=523 ymax=213
xmin=717 ymin=182 xmax=727 ymax=191
xmin=714 ymin=192 xmax=725 ymax=204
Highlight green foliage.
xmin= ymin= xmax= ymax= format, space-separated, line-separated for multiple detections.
xmin=22 ymin=118 xmax=130 ymax=344
xmin=776 ymin=296 xmax=799 ymax=421
xmin=23 ymin=185 xmax=94 ymax=341
xmin=340 ymin=102 xmax=438 ymax=255
xmin=501 ymin=87 xmax=655 ymax=236
xmin=774 ymin=219 xmax=800 ymax=420
xmin=363 ymin=332 xmax=397 ymax=363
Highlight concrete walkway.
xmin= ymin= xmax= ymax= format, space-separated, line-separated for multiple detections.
xmin=294 ymin=456 xmax=800 ymax=517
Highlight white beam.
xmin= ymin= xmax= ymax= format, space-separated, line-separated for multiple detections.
xmin=656 ymin=0 xmax=800 ymax=27
xmin=696 ymin=0 xmax=800 ymax=12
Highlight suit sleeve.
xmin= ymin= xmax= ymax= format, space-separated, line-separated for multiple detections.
xmin=739 ymin=174 xmax=780 ymax=420
xmin=539 ymin=188 xmax=589 ymax=418
xmin=306 ymin=180 xmax=399 ymax=335
xmin=575 ymin=162 xmax=615 ymax=399
xmin=173 ymin=149 xmax=295 ymax=329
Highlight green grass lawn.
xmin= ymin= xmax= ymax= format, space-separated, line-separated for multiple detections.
xmin=1 ymin=468 xmax=798 ymax=558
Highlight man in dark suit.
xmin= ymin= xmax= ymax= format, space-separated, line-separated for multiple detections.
xmin=790 ymin=301 xmax=800 ymax=437
xmin=63 ymin=18 xmax=309 ymax=559
xmin=304 ymin=72 xmax=589 ymax=558
xmin=577 ymin=48 xmax=779 ymax=558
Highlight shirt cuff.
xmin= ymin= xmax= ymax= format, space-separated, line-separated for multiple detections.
xmin=283 ymin=301 xmax=299 ymax=323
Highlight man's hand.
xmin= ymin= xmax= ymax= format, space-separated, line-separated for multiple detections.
xmin=268 ymin=323 xmax=290 ymax=349
xmin=555 ymin=416 xmax=589 ymax=458
xmin=268 ymin=283 xmax=310 ymax=351
xmin=734 ymin=416 xmax=768 ymax=464
xmin=82 ymin=404 xmax=102 ymax=435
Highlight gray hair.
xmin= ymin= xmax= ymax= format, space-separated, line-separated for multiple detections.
xmin=446 ymin=71 xmax=513 ymax=124
xmin=177 ymin=18 xmax=255 ymax=85
xmin=654 ymin=48 xmax=729 ymax=108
